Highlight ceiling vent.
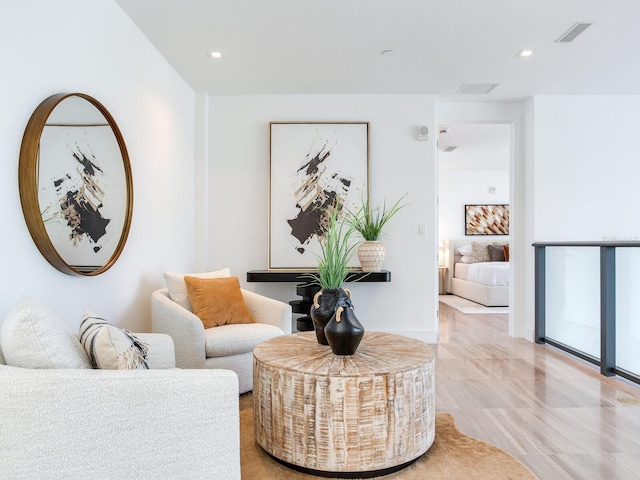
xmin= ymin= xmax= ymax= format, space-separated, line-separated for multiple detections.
xmin=440 ymin=145 xmax=458 ymax=153
xmin=556 ymin=22 xmax=593 ymax=43
xmin=457 ymin=83 xmax=499 ymax=94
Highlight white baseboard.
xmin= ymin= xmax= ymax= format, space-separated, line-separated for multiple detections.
xmin=523 ymin=326 xmax=535 ymax=343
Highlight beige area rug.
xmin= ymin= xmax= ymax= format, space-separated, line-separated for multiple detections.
xmin=439 ymin=294 xmax=509 ymax=315
xmin=239 ymin=394 xmax=536 ymax=480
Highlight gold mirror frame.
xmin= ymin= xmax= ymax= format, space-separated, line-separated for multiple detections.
xmin=19 ymin=93 xmax=133 ymax=276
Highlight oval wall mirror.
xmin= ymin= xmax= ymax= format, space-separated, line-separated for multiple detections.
xmin=19 ymin=93 xmax=133 ymax=276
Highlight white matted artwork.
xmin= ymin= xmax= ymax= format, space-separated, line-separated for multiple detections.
xmin=269 ymin=122 xmax=369 ymax=269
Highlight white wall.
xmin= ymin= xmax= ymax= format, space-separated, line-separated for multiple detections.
xmin=533 ymin=96 xmax=640 ymax=241
xmin=439 ymin=169 xmax=509 ymax=240
xmin=0 ymin=0 xmax=196 ymax=331
xmin=207 ymin=95 xmax=439 ymax=341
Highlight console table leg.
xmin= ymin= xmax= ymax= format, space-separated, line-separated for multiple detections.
xmin=289 ymin=284 xmax=320 ymax=332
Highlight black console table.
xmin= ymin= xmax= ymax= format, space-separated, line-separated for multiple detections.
xmin=247 ymin=270 xmax=391 ymax=331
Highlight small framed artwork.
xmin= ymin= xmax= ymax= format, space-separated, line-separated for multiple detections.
xmin=269 ymin=121 xmax=369 ymax=269
xmin=465 ymin=204 xmax=509 ymax=236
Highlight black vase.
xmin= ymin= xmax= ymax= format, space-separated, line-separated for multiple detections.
xmin=324 ymin=297 xmax=364 ymax=355
xmin=310 ymin=288 xmax=350 ymax=345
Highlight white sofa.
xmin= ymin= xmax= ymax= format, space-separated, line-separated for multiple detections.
xmin=0 ymin=330 xmax=241 ymax=479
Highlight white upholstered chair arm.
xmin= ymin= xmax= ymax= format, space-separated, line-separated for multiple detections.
xmin=151 ymin=289 xmax=206 ymax=368
xmin=134 ymin=333 xmax=175 ymax=369
xmin=0 ymin=366 xmax=240 ymax=479
xmin=241 ymin=289 xmax=292 ymax=333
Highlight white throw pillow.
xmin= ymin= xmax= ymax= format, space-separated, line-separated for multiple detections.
xmin=460 ymin=255 xmax=474 ymax=264
xmin=164 ymin=268 xmax=231 ymax=311
xmin=0 ymin=344 xmax=6 ymax=365
xmin=0 ymin=296 xmax=91 ymax=369
xmin=79 ymin=310 xmax=148 ymax=370
xmin=456 ymin=244 xmax=473 ymax=256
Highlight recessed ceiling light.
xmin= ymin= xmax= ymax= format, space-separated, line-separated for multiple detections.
xmin=210 ymin=51 xmax=222 ymax=59
xmin=517 ymin=49 xmax=534 ymax=57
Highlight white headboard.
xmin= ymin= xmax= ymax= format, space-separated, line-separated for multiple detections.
xmin=442 ymin=237 xmax=509 ymax=292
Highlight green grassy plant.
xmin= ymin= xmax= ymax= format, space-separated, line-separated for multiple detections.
xmin=350 ymin=193 xmax=408 ymax=241
xmin=310 ymin=207 xmax=357 ymax=289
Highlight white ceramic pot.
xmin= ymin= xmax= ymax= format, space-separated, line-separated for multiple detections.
xmin=357 ymin=241 xmax=386 ymax=272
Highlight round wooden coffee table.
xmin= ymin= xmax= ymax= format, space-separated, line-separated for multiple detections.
xmin=253 ymin=331 xmax=435 ymax=477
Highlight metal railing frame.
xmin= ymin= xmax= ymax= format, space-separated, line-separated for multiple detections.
xmin=533 ymin=241 xmax=640 ymax=385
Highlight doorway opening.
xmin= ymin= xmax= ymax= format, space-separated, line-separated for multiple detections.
xmin=437 ymin=122 xmax=512 ymax=333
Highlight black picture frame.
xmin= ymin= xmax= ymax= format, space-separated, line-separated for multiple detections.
xmin=465 ymin=204 xmax=509 ymax=236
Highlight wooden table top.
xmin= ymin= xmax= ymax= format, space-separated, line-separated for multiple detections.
xmin=253 ymin=331 xmax=434 ymax=377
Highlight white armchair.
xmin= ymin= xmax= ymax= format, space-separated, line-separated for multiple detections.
xmin=152 ymin=288 xmax=291 ymax=393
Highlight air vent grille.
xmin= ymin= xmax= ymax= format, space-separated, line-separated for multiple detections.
xmin=556 ymin=22 xmax=593 ymax=43
xmin=457 ymin=83 xmax=499 ymax=94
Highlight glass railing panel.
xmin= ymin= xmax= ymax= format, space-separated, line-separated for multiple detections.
xmin=615 ymin=247 xmax=640 ymax=376
xmin=545 ymin=246 xmax=600 ymax=358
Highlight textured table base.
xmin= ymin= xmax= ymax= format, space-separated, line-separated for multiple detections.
xmin=267 ymin=452 xmax=420 ymax=479
xmin=253 ymin=332 xmax=435 ymax=474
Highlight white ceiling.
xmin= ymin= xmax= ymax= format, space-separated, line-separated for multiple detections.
xmin=438 ymin=124 xmax=511 ymax=171
xmin=114 ymin=0 xmax=638 ymax=170
xmin=115 ymin=0 xmax=640 ymax=100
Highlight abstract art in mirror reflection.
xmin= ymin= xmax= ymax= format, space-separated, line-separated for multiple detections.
xmin=38 ymin=124 xmax=126 ymax=271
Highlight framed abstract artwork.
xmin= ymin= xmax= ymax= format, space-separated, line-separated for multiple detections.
xmin=269 ymin=122 xmax=369 ymax=269
xmin=465 ymin=204 xmax=509 ymax=236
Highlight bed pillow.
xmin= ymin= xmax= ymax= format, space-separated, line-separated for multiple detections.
xmin=459 ymin=256 xmax=474 ymax=264
xmin=0 ymin=296 xmax=91 ymax=369
xmin=503 ymin=244 xmax=510 ymax=261
xmin=456 ymin=244 xmax=473 ymax=256
xmin=164 ymin=268 xmax=231 ymax=311
xmin=79 ymin=310 xmax=148 ymax=370
xmin=471 ymin=242 xmax=491 ymax=263
xmin=184 ymin=276 xmax=255 ymax=328
xmin=488 ymin=244 xmax=506 ymax=262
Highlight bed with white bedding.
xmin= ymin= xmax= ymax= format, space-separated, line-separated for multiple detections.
xmin=445 ymin=239 xmax=509 ymax=307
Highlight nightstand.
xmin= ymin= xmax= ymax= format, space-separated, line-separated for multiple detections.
xmin=438 ymin=266 xmax=448 ymax=294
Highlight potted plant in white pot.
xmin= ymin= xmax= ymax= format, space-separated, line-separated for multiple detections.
xmin=350 ymin=194 xmax=408 ymax=272
xmin=307 ymin=207 xmax=358 ymax=345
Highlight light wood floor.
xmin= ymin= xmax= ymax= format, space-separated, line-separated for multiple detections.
xmin=437 ymin=300 xmax=640 ymax=480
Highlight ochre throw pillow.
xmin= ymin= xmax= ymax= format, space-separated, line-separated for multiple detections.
xmin=184 ymin=276 xmax=255 ymax=328
xmin=503 ymin=244 xmax=510 ymax=261
xmin=164 ymin=268 xmax=231 ymax=312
